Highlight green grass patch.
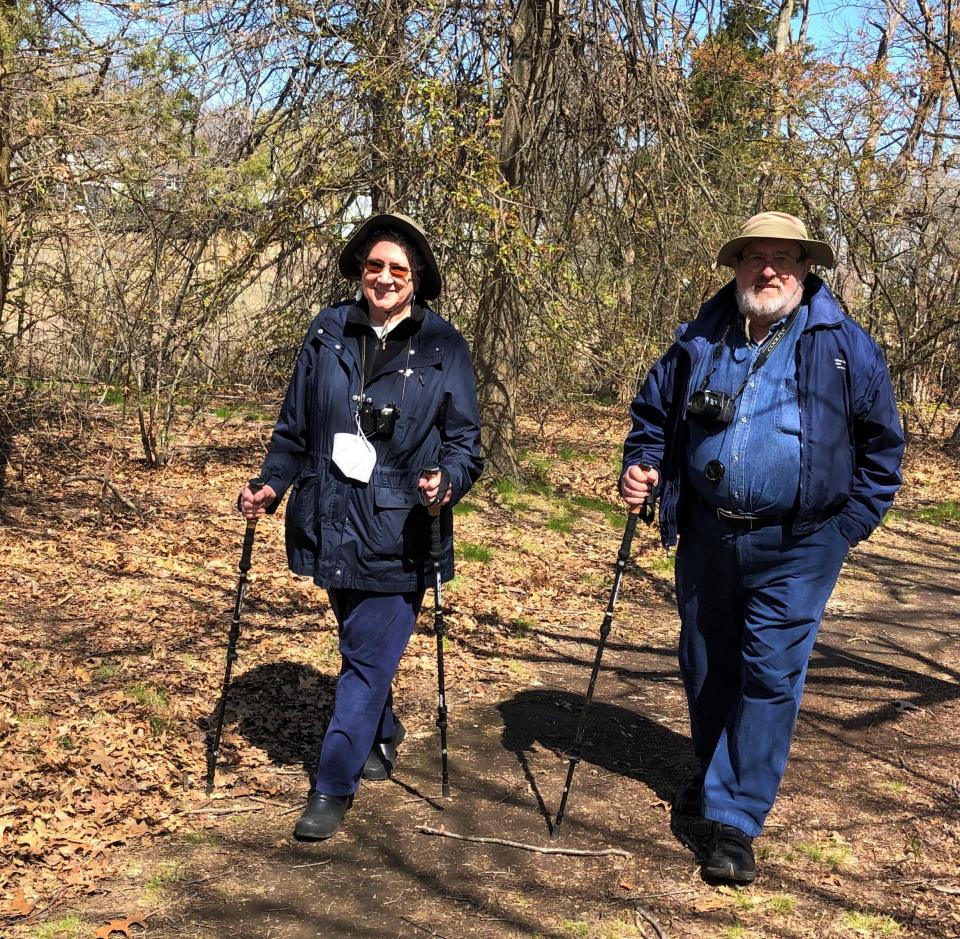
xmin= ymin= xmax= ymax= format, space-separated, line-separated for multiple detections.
xmin=453 ymin=501 xmax=479 ymax=516
xmin=91 ymin=662 xmax=120 ymax=682
xmin=723 ymin=927 xmax=748 ymax=939
xmin=456 ymin=543 xmax=494 ymax=563
xmin=767 ymin=894 xmax=796 ymax=914
xmin=571 ymin=495 xmax=624 ymax=528
xmin=839 ymin=910 xmax=901 ymax=936
xmin=214 ymin=400 xmax=272 ymax=421
xmin=127 ymin=683 xmax=171 ymax=735
xmin=559 ymin=445 xmax=596 ymax=463
xmin=128 ymin=683 xmax=168 ymax=711
xmin=794 ymin=838 xmax=853 ymax=871
xmin=557 ymin=921 xmax=590 ymax=938
xmin=34 ymin=916 xmax=85 ymax=939
xmin=143 ymin=860 xmax=188 ymax=901
xmin=494 ymin=477 xmax=518 ymax=499
xmin=916 ymin=500 xmax=960 ymax=524
xmin=510 ymin=617 xmax=536 ymax=638
xmin=644 ymin=551 xmax=675 ymax=574
xmin=881 ymin=779 xmax=906 ymax=795
xmin=101 ymin=386 xmax=126 ymax=406
xmin=182 ymin=829 xmax=216 ymax=846
xmin=547 ymin=509 xmax=579 ymax=533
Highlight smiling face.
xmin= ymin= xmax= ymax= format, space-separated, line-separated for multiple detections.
xmin=733 ymin=237 xmax=813 ymax=325
xmin=361 ymin=239 xmax=416 ymax=327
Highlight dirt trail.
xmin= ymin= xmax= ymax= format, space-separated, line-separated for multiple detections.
xmin=106 ymin=513 xmax=960 ymax=939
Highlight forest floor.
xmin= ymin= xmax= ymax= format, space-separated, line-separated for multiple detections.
xmin=1 ymin=401 xmax=959 ymax=939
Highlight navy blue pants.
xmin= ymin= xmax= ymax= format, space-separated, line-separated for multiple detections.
xmin=314 ymin=589 xmax=423 ymax=796
xmin=675 ymin=500 xmax=849 ymax=837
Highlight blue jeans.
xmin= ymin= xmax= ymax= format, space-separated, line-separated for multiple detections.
xmin=314 ymin=589 xmax=423 ymax=796
xmin=675 ymin=500 xmax=849 ymax=836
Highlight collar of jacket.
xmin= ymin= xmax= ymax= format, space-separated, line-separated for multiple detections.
xmin=345 ymin=299 xmax=427 ymax=337
xmin=677 ymin=273 xmax=844 ymax=348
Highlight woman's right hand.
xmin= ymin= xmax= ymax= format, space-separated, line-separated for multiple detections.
xmin=619 ymin=464 xmax=659 ymax=508
xmin=238 ymin=482 xmax=277 ymax=520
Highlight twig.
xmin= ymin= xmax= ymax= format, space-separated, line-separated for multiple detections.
xmin=179 ymin=804 xmax=265 ymax=817
xmin=417 ymin=826 xmax=631 ymax=857
xmin=63 ymin=473 xmax=144 ymax=518
xmin=632 ymin=904 xmax=666 ymax=939
xmin=401 ymin=915 xmax=450 ymax=937
xmin=291 ymin=860 xmax=332 ymax=869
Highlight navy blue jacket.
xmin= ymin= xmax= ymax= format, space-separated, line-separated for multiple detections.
xmin=258 ymin=301 xmax=484 ymax=592
xmin=623 ymin=276 xmax=904 ymax=547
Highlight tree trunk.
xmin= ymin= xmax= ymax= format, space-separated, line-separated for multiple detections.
xmin=473 ymin=0 xmax=560 ymax=476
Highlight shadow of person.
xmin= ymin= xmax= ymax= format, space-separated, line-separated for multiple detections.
xmin=204 ymin=661 xmax=338 ymax=787
xmin=497 ymin=688 xmax=694 ymax=834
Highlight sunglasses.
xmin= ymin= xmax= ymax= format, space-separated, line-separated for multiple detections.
xmin=363 ymin=257 xmax=411 ymax=281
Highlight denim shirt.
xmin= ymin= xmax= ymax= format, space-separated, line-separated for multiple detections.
xmin=686 ymin=304 xmax=807 ymax=515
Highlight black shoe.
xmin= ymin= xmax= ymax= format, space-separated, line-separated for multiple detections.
xmin=293 ymin=793 xmax=352 ymax=841
xmin=702 ymin=823 xmax=757 ymax=884
xmin=361 ymin=720 xmax=406 ymax=781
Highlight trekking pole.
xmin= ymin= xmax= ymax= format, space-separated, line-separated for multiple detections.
xmin=551 ymin=466 xmax=659 ymax=839
xmin=421 ymin=466 xmax=451 ymax=797
xmin=206 ymin=477 xmax=265 ymax=794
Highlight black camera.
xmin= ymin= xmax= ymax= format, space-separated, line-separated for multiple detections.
xmin=687 ymin=389 xmax=735 ymax=425
xmin=358 ymin=400 xmax=400 ymax=438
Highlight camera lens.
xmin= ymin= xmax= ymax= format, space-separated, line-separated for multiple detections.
xmin=688 ymin=391 xmax=707 ymax=414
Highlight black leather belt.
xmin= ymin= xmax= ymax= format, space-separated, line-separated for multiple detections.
xmin=696 ymin=495 xmax=784 ymax=531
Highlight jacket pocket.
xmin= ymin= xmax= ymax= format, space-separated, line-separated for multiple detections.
xmin=369 ymin=471 xmax=423 ymax=557
xmin=285 ymin=472 xmax=320 ymax=555
xmin=776 ymin=377 xmax=801 ymax=435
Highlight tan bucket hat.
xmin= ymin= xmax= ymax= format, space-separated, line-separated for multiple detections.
xmin=339 ymin=212 xmax=442 ymax=300
xmin=716 ymin=211 xmax=835 ymax=269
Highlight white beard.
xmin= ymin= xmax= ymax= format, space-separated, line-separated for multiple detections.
xmin=736 ymin=279 xmax=804 ymax=325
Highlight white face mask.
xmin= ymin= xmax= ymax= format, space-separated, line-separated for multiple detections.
xmin=331 ymin=417 xmax=377 ymax=483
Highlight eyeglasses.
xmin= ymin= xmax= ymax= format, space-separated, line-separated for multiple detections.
xmin=738 ymin=253 xmax=807 ymax=273
xmin=363 ymin=257 xmax=411 ymax=281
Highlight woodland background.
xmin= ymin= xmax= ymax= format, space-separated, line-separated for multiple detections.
xmin=0 ymin=0 xmax=959 ymax=485
xmin=1 ymin=3 xmax=960 ymax=937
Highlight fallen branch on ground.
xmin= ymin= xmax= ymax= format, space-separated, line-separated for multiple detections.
xmin=416 ymin=826 xmax=631 ymax=857
xmin=63 ymin=474 xmax=144 ymax=518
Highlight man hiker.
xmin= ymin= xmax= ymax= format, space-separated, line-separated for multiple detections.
xmin=620 ymin=211 xmax=904 ymax=883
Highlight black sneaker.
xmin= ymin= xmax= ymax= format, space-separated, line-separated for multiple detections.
xmin=362 ymin=719 xmax=406 ymax=781
xmin=293 ymin=793 xmax=352 ymax=841
xmin=702 ymin=823 xmax=756 ymax=884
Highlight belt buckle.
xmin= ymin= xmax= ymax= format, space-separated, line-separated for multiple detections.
xmin=716 ymin=507 xmax=756 ymax=529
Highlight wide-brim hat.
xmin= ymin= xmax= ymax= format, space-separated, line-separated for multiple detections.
xmin=338 ymin=212 xmax=442 ymax=300
xmin=716 ymin=211 xmax=835 ymax=269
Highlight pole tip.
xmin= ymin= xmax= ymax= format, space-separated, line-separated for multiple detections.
xmin=441 ymin=784 xmax=450 ymax=798
xmin=549 ymin=826 xmax=561 ymax=841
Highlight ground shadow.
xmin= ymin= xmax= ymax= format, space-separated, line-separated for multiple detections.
xmin=497 ymin=687 xmax=693 ymax=819
xmin=204 ymin=661 xmax=338 ymax=785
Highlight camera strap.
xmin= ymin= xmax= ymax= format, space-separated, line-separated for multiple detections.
xmin=696 ymin=303 xmax=802 ymax=406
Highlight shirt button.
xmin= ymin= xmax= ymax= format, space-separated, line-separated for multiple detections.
xmin=749 ymin=381 xmax=755 ymax=388
xmin=335 ymin=569 xmax=342 ymax=576
xmin=741 ymin=417 xmax=747 ymax=423
xmin=335 ymin=343 xmax=341 ymax=350
xmin=318 ymin=328 xmax=324 ymax=334
xmin=733 ymin=455 xmax=739 ymax=461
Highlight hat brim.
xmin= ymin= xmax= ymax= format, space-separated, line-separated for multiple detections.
xmin=339 ymin=213 xmax=442 ymax=300
xmin=717 ymin=236 xmax=835 ymax=269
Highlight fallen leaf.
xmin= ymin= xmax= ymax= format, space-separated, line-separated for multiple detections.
xmin=94 ymin=915 xmax=146 ymax=938
xmin=7 ymin=888 xmax=33 ymax=916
